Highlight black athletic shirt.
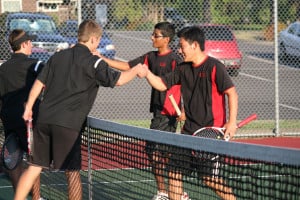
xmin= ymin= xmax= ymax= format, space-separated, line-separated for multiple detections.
xmin=0 ymin=53 xmax=44 ymax=129
xmin=162 ymin=56 xmax=234 ymax=135
xmin=37 ymin=44 xmax=121 ymax=131
xmin=128 ymin=51 xmax=181 ymax=113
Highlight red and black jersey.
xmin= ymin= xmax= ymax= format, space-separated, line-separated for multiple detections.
xmin=162 ymin=56 xmax=234 ymax=135
xmin=128 ymin=51 xmax=182 ymax=115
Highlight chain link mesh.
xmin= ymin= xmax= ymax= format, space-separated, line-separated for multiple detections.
xmin=0 ymin=0 xmax=299 ymax=137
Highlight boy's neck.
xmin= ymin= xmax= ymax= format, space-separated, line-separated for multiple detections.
xmin=157 ymin=46 xmax=171 ymax=54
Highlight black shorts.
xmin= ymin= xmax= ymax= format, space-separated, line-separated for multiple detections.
xmin=145 ymin=113 xmax=177 ymax=156
xmin=30 ymin=123 xmax=81 ymax=170
xmin=191 ymin=154 xmax=225 ymax=178
xmin=145 ymin=113 xmax=191 ymax=172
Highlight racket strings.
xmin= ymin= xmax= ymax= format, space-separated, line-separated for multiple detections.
xmin=2 ymin=134 xmax=23 ymax=170
xmin=3 ymin=145 xmax=22 ymax=169
xmin=194 ymin=128 xmax=224 ymax=140
xmin=193 ymin=128 xmax=224 ymax=161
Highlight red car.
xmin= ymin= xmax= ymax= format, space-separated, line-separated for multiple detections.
xmin=198 ymin=24 xmax=242 ymax=76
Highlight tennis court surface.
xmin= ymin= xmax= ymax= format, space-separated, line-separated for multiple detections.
xmin=1 ymin=117 xmax=300 ymax=199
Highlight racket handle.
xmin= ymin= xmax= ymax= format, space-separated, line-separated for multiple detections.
xmin=237 ymin=114 xmax=257 ymax=128
xmin=224 ymin=135 xmax=230 ymax=141
xmin=26 ymin=119 xmax=33 ymax=155
xmin=169 ymin=94 xmax=181 ymax=116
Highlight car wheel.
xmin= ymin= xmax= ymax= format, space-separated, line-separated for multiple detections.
xmin=279 ymin=43 xmax=288 ymax=61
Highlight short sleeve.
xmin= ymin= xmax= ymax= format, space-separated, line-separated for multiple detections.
xmin=95 ymin=59 xmax=121 ymax=87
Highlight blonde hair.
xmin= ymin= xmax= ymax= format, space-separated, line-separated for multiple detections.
xmin=78 ymin=20 xmax=102 ymax=43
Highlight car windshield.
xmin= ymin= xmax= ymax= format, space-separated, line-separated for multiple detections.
xmin=202 ymin=26 xmax=233 ymax=41
xmin=9 ymin=18 xmax=57 ymax=34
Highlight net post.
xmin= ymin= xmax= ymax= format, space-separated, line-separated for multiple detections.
xmin=87 ymin=118 xmax=93 ymax=200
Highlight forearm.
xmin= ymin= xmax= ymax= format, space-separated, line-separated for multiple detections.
xmin=24 ymin=80 xmax=45 ymax=120
xmin=227 ymin=87 xmax=238 ymax=124
xmin=145 ymin=71 xmax=167 ymax=91
xmin=100 ymin=55 xmax=130 ymax=71
xmin=116 ymin=67 xmax=138 ymax=86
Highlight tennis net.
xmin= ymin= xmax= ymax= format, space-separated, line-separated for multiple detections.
xmin=79 ymin=117 xmax=300 ymax=200
xmin=1 ymin=117 xmax=300 ymax=199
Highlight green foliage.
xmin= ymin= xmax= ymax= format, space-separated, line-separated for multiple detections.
xmin=135 ymin=21 xmax=156 ymax=31
xmin=113 ymin=0 xmax=143 ymax=22
xmin=109 ymin=0 xmax=299 ymax=31
xmin=178 ymin=0 xmax=203 ymax=23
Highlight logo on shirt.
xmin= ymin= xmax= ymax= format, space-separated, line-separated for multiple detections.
xmin=198 ymin=71 xmax=206 ymax=78
xmin=160 ymin=62 xmax=166 ymax=67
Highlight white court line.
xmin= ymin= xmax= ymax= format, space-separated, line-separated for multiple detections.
xmin=279 ymin=104 xmax=300 ymax=112
xmin=239 ymin=72 xmax=273 ymax=82
xmin=244 ymin=55 xmax=300 ymax=112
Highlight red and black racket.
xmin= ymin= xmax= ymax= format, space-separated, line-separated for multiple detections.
xmin=192 ymin=114 xmax=257 ymax=159
xmin=26 ymin=119 xmax=34 ymax=156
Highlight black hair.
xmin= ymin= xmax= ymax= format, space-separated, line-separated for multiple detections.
xmin=154 ymin=22 xmax=176 ymax=41
xmin=177 ymin=26 xmax=205 ymax=51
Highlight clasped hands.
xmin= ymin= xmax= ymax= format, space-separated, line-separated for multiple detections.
xmin=135 ymin=64 xmax=149 ymax=78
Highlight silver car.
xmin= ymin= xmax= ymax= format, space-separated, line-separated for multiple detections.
xmin=279 ymin=21 xmax=300 ymax=60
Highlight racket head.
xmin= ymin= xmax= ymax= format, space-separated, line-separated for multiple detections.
xmin=193 ymin=127 xmax=225 ymax=140
xmin=1 ymin=133 xmax=23 ymax=170
xmin=192 ymin=127 xmax=226 ymax=160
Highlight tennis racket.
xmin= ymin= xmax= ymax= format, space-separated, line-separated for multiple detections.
xmin=192 ymin=114 xmax=257 ymax=159
xmin=26 ymin=119 xmax=34 ymax=156
xmin=193 ymin=114 xmax=257 ymax=140
xmin=168 ymin=94 xmax=181 ymax=116
xmin=1 ymin=132 xmax=23 ymax=170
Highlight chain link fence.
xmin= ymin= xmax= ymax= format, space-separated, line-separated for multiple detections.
xmin=0 ymin=0 xmax=299 ymax=136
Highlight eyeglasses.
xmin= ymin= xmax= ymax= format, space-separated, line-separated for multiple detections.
xmin=151 ymin=33 xmax=165 ymax=38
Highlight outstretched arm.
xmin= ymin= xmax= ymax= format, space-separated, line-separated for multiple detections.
xmin=23 ymin=79 xmax=45 ymax=121
xmin=144 ymin=68 xmax=168 ymax=91
xmin=94 ymin=52 xmax=130 ymax=71
xmin=116 ymin=63 xmax=146 ymax=86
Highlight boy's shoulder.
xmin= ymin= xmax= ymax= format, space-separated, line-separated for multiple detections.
xmin=147 ymin=50 xmax=181 ymax=60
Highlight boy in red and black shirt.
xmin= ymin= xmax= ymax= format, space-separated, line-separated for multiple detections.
xmin=99 ymin=22 xmax=187 ymax=200
xmin=142 ymin=26 xmax=238 ymax=200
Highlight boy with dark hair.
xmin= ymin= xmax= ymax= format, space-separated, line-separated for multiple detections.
xmin=0 ymin=29 xmax=44 ymax=200
xmin=140 ymin=26 xmax=238 ymax=200
xmin=97 ymin=22 xmax=187 ymax=200
xmin=14 ymin=20 xmax=145 ymax=200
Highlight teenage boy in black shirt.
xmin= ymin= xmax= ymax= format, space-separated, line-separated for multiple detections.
xmin=0 ymin=29 xmax=44 ymax=200
xmin=98 ymin=22 xmax=188 ymax=200
xmin=140 ymin=26 xmax=238 ymax=200
xmin=14 ymin=20 xmax=146 ymax=200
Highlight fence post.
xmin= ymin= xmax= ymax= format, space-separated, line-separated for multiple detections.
xmin=274 ymin=0 xmax=280 ymax=136
xmin=87 ymin=117 xmax=93 ymax=200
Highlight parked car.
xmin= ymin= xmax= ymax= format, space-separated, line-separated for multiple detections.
xmin=5 ymin=12 xmax=69 ymax=62
xmin=279 ymin=21 xmax=300 ymax=60
xmin=163 ymin=7 xmax=189 ymax=30
xmin=58 ymin=20 xmax=116 ymax=59
xmin=0 ymin=30 xmax=11 ymax=65
xmin=198 ymin=24 xmax=242 ymax=76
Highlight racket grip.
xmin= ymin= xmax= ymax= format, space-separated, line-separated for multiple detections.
xmin=224 ymin=135 xmax=230 ymax=141
xmin=26 ymin=120 xmax=33 ymax=155
xmin=169 ymin=94 xmax=181 ymax=116
xmin=237 ymin=114 xmax=257 ymax=128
